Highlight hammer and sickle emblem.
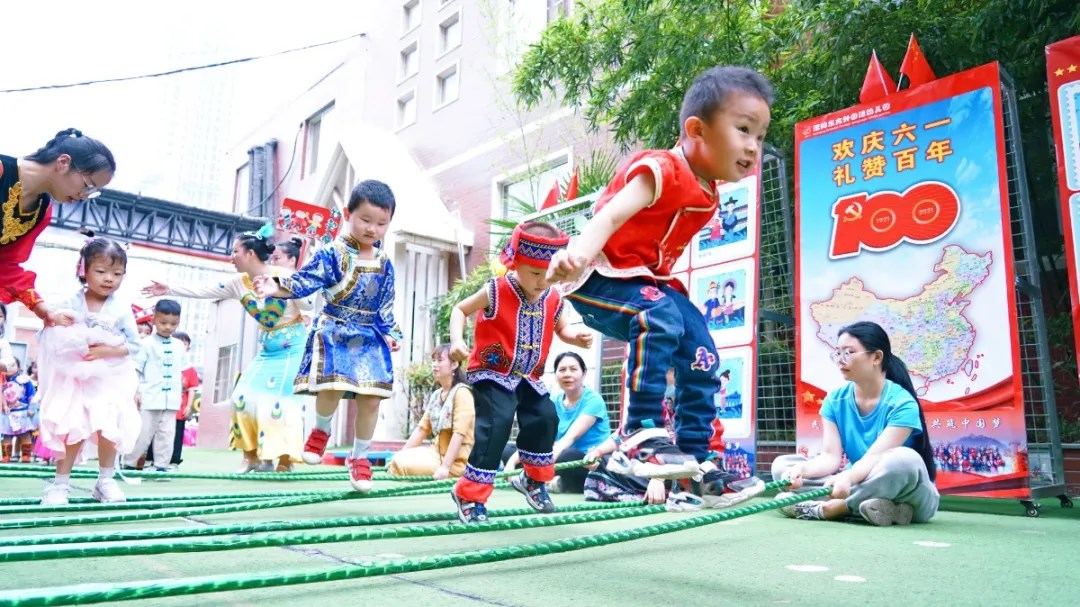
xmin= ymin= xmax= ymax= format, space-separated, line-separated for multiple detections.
xmin=842 ymin=202 xmax=863 ymax=222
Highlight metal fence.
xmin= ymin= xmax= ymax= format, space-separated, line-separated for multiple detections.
xmin=1000 ymin=70 xmax=1070 ymax=512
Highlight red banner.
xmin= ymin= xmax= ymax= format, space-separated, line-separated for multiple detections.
xmin=276 ymin=198 xmax=343 ymax=245
xmin=794 ymin=62 xmax=1029 ymax=499
xmin=1047 ymin=35 xmax=1080 ymax=381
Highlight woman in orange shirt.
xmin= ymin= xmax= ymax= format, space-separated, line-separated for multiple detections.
xmin=389 ymin=344 xmax=475 ymax=479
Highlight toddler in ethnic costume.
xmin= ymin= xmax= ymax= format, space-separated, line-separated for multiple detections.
xmin=449 ymin=221 xmax=593 ymax=523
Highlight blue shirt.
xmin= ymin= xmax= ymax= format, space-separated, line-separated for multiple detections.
xmin=819 ymin=379 xmax=923 ymax=465
xmin=553 ymin=386 xmax=611 ymax=452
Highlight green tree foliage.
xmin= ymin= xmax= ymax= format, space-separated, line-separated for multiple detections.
xmin=513 ymin=0 xmax=1080 ymax=261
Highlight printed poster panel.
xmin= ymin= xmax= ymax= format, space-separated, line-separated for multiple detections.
xmin=1047 ymin=35 xmax=1080 ymax=380
xmin=794 ymin=62 xmax=1029 ymax=498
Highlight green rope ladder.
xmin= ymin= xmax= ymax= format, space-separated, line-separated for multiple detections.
xmin=0 ymin=485 xmax=827 ymax=607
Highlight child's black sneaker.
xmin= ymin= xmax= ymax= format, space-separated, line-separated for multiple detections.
xmin=681 ymin=460 xmax=765 ymax=509
xmin=511 ymin=471 xmax=556 ymax=513
xmin=606 ymin=428 xmax=700 ymax=479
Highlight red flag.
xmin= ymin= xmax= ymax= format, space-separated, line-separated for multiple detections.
xmin=859 ymin=50 xmax=897 ymax=105
xmin=539 ymin=179 xmax=560 ymax=210
xmin=564 ymin=167 xmax=580 ymax=201
xmin=898 ymin=34 xmax=936 ymax=90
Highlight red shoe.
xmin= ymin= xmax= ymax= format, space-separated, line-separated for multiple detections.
xmin=347 ymin=457 xmax=373 ymax=492
xmin=302 ymin=429 xmax=330 ymax=465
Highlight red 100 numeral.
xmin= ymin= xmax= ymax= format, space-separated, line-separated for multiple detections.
xmin=829 ymin=181 xmax=961 ymax=259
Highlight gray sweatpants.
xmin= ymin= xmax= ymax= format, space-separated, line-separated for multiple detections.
xmin=771 ymin=446 xmax=940 ymax=523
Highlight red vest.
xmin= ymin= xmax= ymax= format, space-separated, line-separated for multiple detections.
xmin=467 ymin=274 xmax=562 ymax=394
xmin=596 ymin=149 xmax=718 ymax=276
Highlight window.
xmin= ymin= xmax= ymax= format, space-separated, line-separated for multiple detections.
xmin=402 ymin=0 xmax=421 ymax=34
xmin=499 ymin=157 xmax=571 ymax=219
xmin=212 ymin=344 xmax=238 ymax=403
xmin=438 ymin=11 xmax=462 ymax=55
xmin=399 ymin=41 xmax=419 ymax=81
xmin=547 ymin=0 xmax=569 ymax=21
xmin=304 ymin=103 xmax=335 ymax=177
xmin=233 ymin=163 xmax=250 ymax=214
xmin=397 ymin=90 xmax=417 ymax=129
xmin=434 ymin=64 xmax=460 ymax=109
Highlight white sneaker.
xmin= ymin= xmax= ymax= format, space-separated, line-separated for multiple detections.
xmin=549 ymin=476 xmax=563 ymax=494
xmin=41 ymin=483 xmax=71 ymax=506
xmin=92 ymin=478 xmax=127 ymax=503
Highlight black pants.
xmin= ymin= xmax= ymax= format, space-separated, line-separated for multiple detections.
xmin=147 ymin=419 xmax=185 ymax=466
xmin=502 ymin=443 xmax=587 ymax=493
xmin=469 ymin=380 xmax=557 ymax=472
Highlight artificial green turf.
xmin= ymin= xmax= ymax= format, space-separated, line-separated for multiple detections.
xmin=0 ymin=448 xmax=1076 ymax=606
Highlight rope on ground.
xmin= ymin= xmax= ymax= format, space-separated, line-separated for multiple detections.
xmin=0 ymin=496 xmax=275 ymax=516
xmin=0 ymin=460 xmax=581 ymax=483
xmin=0 ymin=484 xmax=825 ymax=607
xmin=1 ymin=501 xmax=668 ymax=563
xmin=0 ymin=498 xmax=637 ymax=548
xmin=0 ymin=461 xmax=591 ymax=529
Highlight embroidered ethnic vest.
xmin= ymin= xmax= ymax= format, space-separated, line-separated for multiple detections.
xmin=467 ymin=275 xmax=561 ymax=394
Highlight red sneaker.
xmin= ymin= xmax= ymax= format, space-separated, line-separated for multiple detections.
xmin=347 ymin=457 xmax=373 ymax=492
xmin=302 ymin=429 xmax=330 ymax=465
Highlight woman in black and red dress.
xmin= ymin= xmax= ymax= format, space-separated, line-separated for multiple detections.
xmin=0 ymin=128 xmax=116 ymax=325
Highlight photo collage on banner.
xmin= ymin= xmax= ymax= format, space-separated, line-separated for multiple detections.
xmin=1047 ymin=34 xmax=1080 ymax=381
xmin=635 ymin=172 xmax=762 ymax=479
xmin=794 ymin=62 xmax=1029 ymax=499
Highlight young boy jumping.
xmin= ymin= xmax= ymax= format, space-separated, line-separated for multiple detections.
xmin=547 ymin=66 xmax=773 ymax=507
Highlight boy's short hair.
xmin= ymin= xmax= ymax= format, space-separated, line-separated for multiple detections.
xmin=154 ymin=299 xmax=182 ymax=317
xmin=679 ymin=66 xmax=774 ymax=136
xmin=347 ymin=179 xmax=396 ymax=216
xmin=519 ymin=221 xmax=562 ymax=239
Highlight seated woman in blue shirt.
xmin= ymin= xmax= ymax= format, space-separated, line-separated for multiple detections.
xmin=772 ymin=321 xmax=939 ymax=525
xmin=504 ymin=351 xmax=610 ymax=493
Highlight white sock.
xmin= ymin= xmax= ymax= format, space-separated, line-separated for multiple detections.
xmin=351 ymin=438 xmax=371 ymax=459
xmin=54 ymin=473 xmax=70 ymax=486
xmin=99 ymin=467 xmax=115 ymax=481
xmin=315 ymin=414 xmax=334 ymax=433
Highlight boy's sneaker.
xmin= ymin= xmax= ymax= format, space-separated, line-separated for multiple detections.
xmin=548 ymin=476 xmax=563 ymax=494
xmin=347 ymin=457 xmax=373 ymax=493
xmin=666 ymin=488 xmax=705 ymax=512
xmin=606 ymin=428 xmax=700 ymax=480
xmin=692 ymin=460 xmax=766 ymax=509
xmin=858 ymin=498 xmax=914 ymax=526
xmin=451 ymin=492 xmax=488 ymax=524
xmin=92 ymin=478 xmax=127 ymax=503
xmin=776 ymin=493 xmax=826 ymax=521
xmin=511 ymin=471 xmax=556 ymax=513
xmin=302 ymin=429 xmax=330 ymax=465
xmin=41 ymin=483 xmax=71 ymax=506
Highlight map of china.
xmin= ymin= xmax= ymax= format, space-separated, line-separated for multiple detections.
xmin=810 ymin=245 xmax=992 ymax=389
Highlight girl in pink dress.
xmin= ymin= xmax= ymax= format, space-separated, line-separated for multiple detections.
xmin=37 ymin=238 xmax=141 ymax=505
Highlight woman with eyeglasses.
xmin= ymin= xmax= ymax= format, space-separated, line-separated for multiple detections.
xmin=1 ymin=129 xmax=115 ymax=327
xmin=772 ymin=321 xmax=939 ymax=525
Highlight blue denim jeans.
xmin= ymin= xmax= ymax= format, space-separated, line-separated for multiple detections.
xmin=566 ymin=274 xmax=719 ymax=461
